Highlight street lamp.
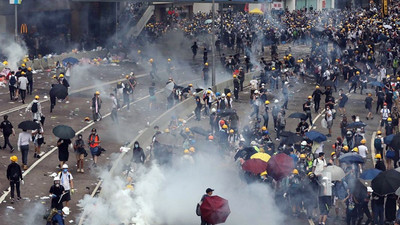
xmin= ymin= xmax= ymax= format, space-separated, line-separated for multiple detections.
xmin=211 ymin=0 xmax=216 ymax=87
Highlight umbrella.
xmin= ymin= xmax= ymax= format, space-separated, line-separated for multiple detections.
xmin=389 ymin=133 xmax=400 ymax=149
xmin=242 ymin=158 xmax=268 ymax=174
xmin=371 ymin=169 xmax=400 ymax=196
xmin=305 ymin=131 xmax=327 ymax=142
xmin=360 ymin=169 xmax=382 ymax=180
xmin=282 ymin=134 xmax=303 ymax=145
xmin=52 ymin=125 xmax=76 ymax=139
xmin=155 ymin=133 xmax=176 ymax=146
xmin=249 ymin=8 xmax=263 ymax=15
xmin=267 ymin=153 xmax=295 ymax=180
xmin=383 ymin=24 xmax=393 ymax=29
xmin=369 ymin=81 xmax=384 ymax=87
xmin=322 ymin=165 xmax=345 ymax=181
xmin=217 ymin=109 xmax=236 ymax=117
xmin=322 ymin=80 xmax=333 ymax=87
xmin=288 ymin=112 xmax=307 ymax=120
xmin=49 ymin=84 xmax=68 ymax=99
xmin=280 ymin=131 xmax=296 ymax=137
xmin=234 ymin=147 xmax=257 ymax=161
xmin=205 ymin=19 xmax=212 ymax=24
xmin=346 ymin=122 xmax=367 ymax=129
xmin=351 ymin=179 xmax=368 ymax=201
xmin=250 ymin=152 xmax=271 ymax=163
xmin=62 ymin=57 xmax=79 ymax=66
xmin=190 ymin=126 xmax=209 ymax=137
xmin=200 ymin=196 xmax=230 ymax=224
xmin=396 ymin=187 xmax=400 ymax=196
xmin=18 ymin=121 xmax=40 ymax=130
xmin=165 ymin=82 xmax=175 ymax=91
xmin=339 ymin=152 xmax=365 ymax=164
xmin=384 ymin=134 xmax=395 ymax=145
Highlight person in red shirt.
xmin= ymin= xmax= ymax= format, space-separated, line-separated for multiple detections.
xmin=88 ymin=128 xmax=100 ymax=167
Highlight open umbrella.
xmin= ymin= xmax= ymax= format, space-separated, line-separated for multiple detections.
xmin=62 ymin=57 xmax=79 ymax=66
xmin=250 ymin=152 xmax=271 ymax=163
xmin=351 ymin=179 xmax=368 ymax=201
xmin=282 ymin=134 xmax=303 ymax=145
xmin=200 ymin=196 xmax=230 ymax=224
xmin=242 ymin=158 xmax=268 ymax=174
xmin=383 ymin=24 xmax=393 ymax=29
xmin=288 ymin=112 xmax=307 ymax=120
xmin=52 ymin=125 xmax=76 ymax=139
xmin=384 ymin=134 xmax=395 ymax=145
xmin=205 ymin=19 xmax=212 ymax=24
xmin=234 ymin=147 xmax=257 ymax=161
xmin=371 ymin=169 xmax=400 ymax=196
xmin=368 ymin=81 xmax=384 ymax=87
xmin=322 ymin=165 xmax=345 ymax=181
xmin=305 ymin=131 xmax=327 ymax=142
xmin=346 ymin=122 xmax=367 ymax=129
xmin=389 ymin=133 xmax=400 ymax=149
xmin=339 ymin=152 xmax=365 ymax=164
xmin=360 ymin=169 xmax=382 ymax=180
xmin=190 ymin=126 xmax=209 ymax=137
xmin=217 ymin=109 xmax=236 ymax=117
xmin=49 ymin=84 xmax=68 ymax=99
xmin=249 ymin=8 xmax=263 ymax=15
xmin=18 ymin=121 xmax=40 ymax=130
xmin=280 ymin=131 xmax=296 ymax=137
xmin=155 ymin=133 xmax=177 ymax=146
xmin=267 ymin=153 xmax=295 ymax=181
xmin=322 ymin=80 xmax=333 ymax=87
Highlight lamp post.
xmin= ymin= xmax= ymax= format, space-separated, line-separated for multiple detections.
xmin=211 ymin=0 xmax=216 ymax=87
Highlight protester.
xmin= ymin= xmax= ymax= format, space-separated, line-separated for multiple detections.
xmin=7 ymin=155 xmax=23 ymax=203
xmin=58 ymin=164 xmax=74 ymax=207
xmin=18 ymin=129 xmax=31 ymax=170
xmin=0 ymin=115 xmax=15 ymax=152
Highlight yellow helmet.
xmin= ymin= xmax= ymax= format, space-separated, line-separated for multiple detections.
xmin=184 ymin=149 xmax=190 ymax=154
xmin=95 ymin=91 xmax=100 ymax=95
xmin=27 ymin=67 xmax=32 ymax=71
xmin=149 ymin=58 xmax=154 ymax=63
xmin=164 ymin=128 xmax=170 ymax=133
xmin=21 ymin=71 xmax=26 ymax=75
xmin=188 ymin=84 xmax=193 ymax=87
xmin=168 ymin=58 xmax=171 ymax=62
xmin=288 ymin=54 xmax=292 ymax=57
xmin=137 ymin=50 xmax=141 ymax=54
xmin=34 ymin=95 xmax=39 ymax=100
xmin=185 ymin=127 xmax=190 ymax=132
xmin=300 ymin=154 xmax=306 ymax=159
xmin=316 ymin=85 xmax=320 ymax=89
xmin=233 ymin=75 xmax=237 ymax=78
xmin=229 ymin=129 xmax=234 ymax=134
xmin=265 ymin=100 xmax=270 ymax=105
xmin=205 ymin=62 xmax=209 ymax=66
xmin=356 ymin=71 xmax=360 ymax=74
xmin=189 ymin=146 xmax=195 ymax=152
xmin=352 ymin=147 xmax=358 ymax=152
xmin=222 ymin=124 xmax=228 ymax=129
xmin=125 ymin=75 xmax=130 ymax=79
xmin=343 ymin=146 xmax=349 ymax=151
xmin=397 ymin=77 xmax=400 ymax=81
xmin=377 ymin=130 xmax=382 ymax=135
xmin=59 ymin=74 xmax=64 ymax=78
xmin=375 ymin=154 xmax=382 ymax=159
xmin=331 ymin=152 xmax=336 ymax=156
xmin=52 ymin=75 xmax=57 ymax=79
xmin=3 ymin=61 xmax=8 ymax=65
xmin=292 ymin=169 xmax=299 ymax=175
xmin=21 ymin=63 xmax=26 ymax=67
xmin=388 ymin=117 xmax=392 ymax=122
xmin=227 ymin=93 xmax=231 ymax=97
xmin=207 ymin=90 xmax=211 ymax=94
xmin=361 ymin=139 xmax=366 ymax=144
xmin=271 ymin=67 xmax=276 ymax=71
xmin=308 ymin=96 xmax=312 ymax=99
xmin=262 ymin=126 xmax=267 ymax=131
xmin=10 ymin=155 xmax=17 ymax=162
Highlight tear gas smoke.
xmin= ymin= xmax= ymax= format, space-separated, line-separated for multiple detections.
xmin=0 ymin=35 xmax=28 ymax=71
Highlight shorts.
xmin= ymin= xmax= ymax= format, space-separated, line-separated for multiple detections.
xmin=380 ymin=119 xmax=387 ymax=127
xmin=339 ymin=102 xmax=346 ymax=108
xmin=90 ymin=147 xmax=99 ymax=156
xmin=327 ymin=120 xmax=333 ymax=129
xmin=319 ymin=196 xmax=332 ymax=215
xmin=62 ymin=191 xmax=71 ymax=202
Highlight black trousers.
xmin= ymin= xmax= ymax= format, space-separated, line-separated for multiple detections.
xmin=314 ymin=100 xmax=320 ymax=113
xmin=9 ymin=86 xmax=15 ymax=100
xmin=10 ymin=180 xmax=21 ymax=199
xmin=27 ymin=79 xmax=33 ymax=95
xmin=3 ymin=134 xmax=13 ymax=150
xmin=19 ymin=89 xmax=26 ymax=102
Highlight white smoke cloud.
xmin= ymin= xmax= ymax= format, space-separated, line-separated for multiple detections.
xmin=0 ymin=35 xmax=28 ymax=71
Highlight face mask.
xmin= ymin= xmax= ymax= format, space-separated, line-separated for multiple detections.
xmin=55 ymin=183 xmax=60 ymax=187
xmin=333 ymin=156 xmax=336 ymax=159
xmin=135 ymin=144 xmax=139 ymax=148
xmin=63 ymin=169 xmax=68 ymax=173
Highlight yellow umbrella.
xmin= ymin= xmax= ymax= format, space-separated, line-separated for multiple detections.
xmin=250 ymin=152 xmax=271 ymax=163
xmin=249 ymin=8 xmax=263 ymax=15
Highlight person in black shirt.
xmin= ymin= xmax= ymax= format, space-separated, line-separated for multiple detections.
xmin=376 ymin=88 xmax=385 ymax=114
xmin=233 ymin=75 xmax=240 ymax=101
xmin=365 ymin=93 xmax=374 ymax=120
xmin=312 ymin=86 xmax=323 ymax=113
xmin=0 ymin=115 xmax=15 ymax=152
xmin=203 ymin=63 xmax=209 ymax=86
xmin=7 ymin=156 xmax=23 ymax=203
xmin=199 ymin=188 xmax=214 ymax=225
xmin=49 ymin=176 xmax=65 ymax=210
xmin=26 ymin=67 xmax=33 ymax=95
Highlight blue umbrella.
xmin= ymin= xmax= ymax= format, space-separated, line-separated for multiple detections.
xmin=369 ymin=81 xmax=384 ymax=87
xmin=205 ymin=19 xmax=212 ymax=24
xmin=338 ymin=152 xmax=365 ymax=164
xmin=384 ymin=134 xmax=395 ymax=144
xmin=360 ymin=169 xmax=382 ymax=180
xmin=62 ymin=57 xmax=79 ymax=66
xmin=346 ymin=122 xmax=367 ymax=129
xmin=305 ymin=131 xmax=327 ymax=142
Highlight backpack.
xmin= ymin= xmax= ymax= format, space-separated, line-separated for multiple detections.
xmin=374 ymin=138 xmax=382 ymax=150
xmin=279 ymin=115 xmax=286 ymax=126
xmin=58 ymin=172 xmax=71 ymax=184
xmin=31 ymin=102 xmax=38 ymax=113
xmin=353 ymin=134 xmax=363 ymax=147
xmin=9 ymin=76 xmax=16 ymax=86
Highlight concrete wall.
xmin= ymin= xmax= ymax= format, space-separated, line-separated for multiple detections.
xmin=286 ymin=0 xmax=296 ymax=11
xmin=193 ymin=3 xmax=218 ymax=13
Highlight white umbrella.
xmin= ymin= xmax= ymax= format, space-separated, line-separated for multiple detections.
xmin=383 ymin=24 xmax=393 ymax=29
xmin=323 ymin=165 xmax=345 ymax=181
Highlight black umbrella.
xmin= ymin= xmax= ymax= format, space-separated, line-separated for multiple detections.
xmin=282 ymin=134 xmax=304 ymax=145
xmin=52 ymin=125 xmax=76 ymax=139
xmin=280 ymin=131 xmax=296 ymax=137
xmin=288 ymin=112 xmax=307 ymax=120
xmin=18 ymin=121 xmax=40 ymax=130
xmin=389 ymin=133 xmax=400 ymax=149
xmin=190 ymin=126 xmax=209 ymax=137
xmin=49 ymin=84 xmax=68 ymax=100
xmin=371 ymin=169 xmax=400 ymax=196
xmin=218 ymin=109 xmax=236 ymax=117
xmin=346 ymin=122 xmax=367 ymax=129
xmin=323 ymin=80 xmax=334 ymax=87
xmin=351 ymin=179 xmax=368 ymax=201
xmin=234 ymin=147 xmax=257 ymax=161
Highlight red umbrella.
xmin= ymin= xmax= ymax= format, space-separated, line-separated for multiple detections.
xmin=267 ymin=153 xmax=295 ymax=181
xmin=200 ymin=196 xmax=231 ymax=224
xmin=242 ymin=158 xmax=268 ymax=174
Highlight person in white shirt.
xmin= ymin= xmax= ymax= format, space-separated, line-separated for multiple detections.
xmin=380 ymin=103 xmax=390 ymax=128
xmin=18 ymin=73 xmax=29 ymax=104
xmin=25 ymin=95 xmax=43 ymax=121
xmin=326 ymin=106 xmax=333 ymax=137
xmin=18 ymin=129 xmax=31 ymax=170
xmin=58 ymin=164 xmax=74 ymax=207
xmin=110 ymin=93 xmax=118 ymax=124
xmin=313 ymin=152 xmax=327 ymax=176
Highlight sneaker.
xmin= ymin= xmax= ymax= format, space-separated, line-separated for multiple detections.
xmin=66 ymin=101 xmax=70 ymax=104
xmin=77 ymin=169 xmax=81 ymax=173
xmin=16 ymin=197 xmax=21 ymax=201
xmin=33 ymin=153 xmax=37 ymax=158
xmin=10 ymin=148 xmax=14 ymax=153
xmin=11 ymin=198 xmax=14 ymax=204
xmin=80 ymin=169 xmax=84 ymax=173
xmin=36 ymin=154 xmax=41 ymax=159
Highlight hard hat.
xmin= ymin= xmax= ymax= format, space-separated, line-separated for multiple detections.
xmin=184 ymin=149 xmax=190 ymax=154
xmin=307 ymin=172 xmax=314 ymax=177
xmin=21 ymin=63 xmax=26 ymax=67
xmin=125 ymin=75 xmax=130 ymax=79
xmin=375 ymin=154 xmax=382 ymax=159
xmin=316 ymin=85 xmax=320 ymax=89
xmin=53 ymin=176 xmax=61 ymax=182
xmin=219 ymin=120 xmax=225 ymax=125
xmin=10 ymin=155 xmax=17 ymax=162
xmin=62 ymin=207 xmax=70 ymax=215
xmin=211 ymin=108 xmax=216 ymax=113
xmin=205 ymin=62 xmax=209 ymax=66
xmin=388 ymin=117 xmax=392 ymax=122
xmin=185 ymin=127 xmax=190 ymax=132
xmin=21 ymin=71 xmax=26 ymax=75
xmin=367 ymin=186 xmax=373 ymax=193
xmin=188 ymin=84 xmax=193 ymax=87
xmin=222 ymin=124 xmax=228 ymax=129
xmin=164 ymin=128 xmax=170 ymax=133
xmin=207 ymin=90 xmax=211 ymax=94
xmin=361 ymin=139 xmax=366 ymax=144
xmin=356 ymin=71 xmax=360 ymax=74
xmin=137 ymin=50 xmax=141 ymax=54
xmin=308 ymin=96 xmax=312 ymax=99
xmin=377 ymin=130 xmax=382 ymax=135
xmin=95 ymin=91 xmax=100 ymax=95
xmin=221 ymin=93 xmax=226 ymax=97
xmin=288 ymin=54 xmax=292 ymax=57
xmin=34 ymin=95 xmax=39 ymax=100
xmin=300 ymin=154 xmax=306 ymax=159
xmin=215 ymin=92 xmax=221 ymax=96
xmin=62 ymin=164 xmax=69 ymax=169
xmin=28 ymin=67 xmax=32 ymax=71
xmin=265 ymin=100 xmax=270 ymax=105
xmin=301 ymin=141 xmax=307 ymax=146
xmin=254 ymin=90 xmax=259 ymax=94
xmin=189 ymin=147 xmax=195 ymax=152
xmin=331 ymin=152 xmax=336 ymax=156
xmin=352 ymin=147 xmax=358 ymax=153
xmin=168 ymin=58 xmax=171 ymax=62
xmin=229 ymin=129 xmax=234 ymax=134
xmin=233 ymin=75 xmax=237 ymax=78
xmin=227 ymin=93 xmax=231 ymax=97
xmin=59 ymin=74 xmax=64 ymax=78
xmin=263 ymin=130 xmax=269 ymax=135
xmin=262 ymin=126 xmax=267 ymax=131
xmin=384 ymin=102 xmax=387 ymax=106
xmin=343 ymin=146 xmax=349 ymax=151
xmin=274 ymin=99 xmax=279 ymax=103
xmin=52 ymin=75 xmax=57 ymax=79
xmin=149 ymin=58 xmax=154 ymax=63
xmin=271 ymin=67 xmax=276 ymax=71
xmin=3 ymin=61 xmax=8 ymax=65
xmin=292 ymin=169 xmax=299 ymax=174
xmin=208 ymin=135 xmax=214 ymax=140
